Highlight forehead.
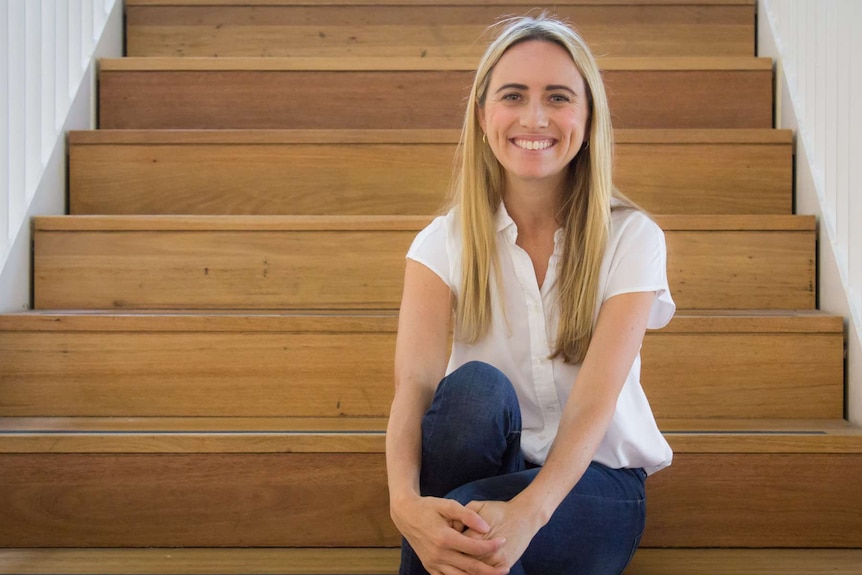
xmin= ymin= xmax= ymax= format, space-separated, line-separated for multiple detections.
xmin=489 ymin=40 xmax=585 ymax=91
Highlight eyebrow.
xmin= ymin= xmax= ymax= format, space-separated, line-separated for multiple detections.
xmin=495 ymin=83 xmax=577 ymax=94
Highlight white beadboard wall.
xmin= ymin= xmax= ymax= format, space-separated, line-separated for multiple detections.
xmin=759 ymin=0 xmax=862 ymax=423
xmin=0 ymin=0 xmax=121 ymax=311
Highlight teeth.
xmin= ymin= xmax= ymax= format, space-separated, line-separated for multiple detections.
xmin=514 ymin=139 xmax=553 ymax=150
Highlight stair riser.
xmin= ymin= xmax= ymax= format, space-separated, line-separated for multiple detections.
xmin=0 ymin=328 xmax=843 ymax=420
xmin=643 ymin=453 xmax=862 ymax=547
xmin=69 ymin=138 xmax=791 ymax=216
xmin=0 ymin=453 xmax=395 ymax=548
xmin=126 ymin=4 xmax=754 ymax=58
xmin=1 ymin=452 xmax=859 ymax=548
xmin=98 ymin=68 xmax=773 ymax=130
xmin=32 ymin=226 xmax=815 ymax=311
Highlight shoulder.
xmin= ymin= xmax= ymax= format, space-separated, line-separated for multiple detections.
xmin=607 ymin=206 xmax=667 ymax=256
xmin=610 ymin=206 xmax=663 ymax=241
xmin=407 ymin=210 xmax=459 ymax=289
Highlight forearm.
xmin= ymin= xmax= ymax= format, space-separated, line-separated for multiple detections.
xmin=513 ymin=397 xmax=616 ymax=525
xmin=512 ymin=291 xmax=656 ymax=526
xmin=385 ymin=385 xmax=429 ymax=507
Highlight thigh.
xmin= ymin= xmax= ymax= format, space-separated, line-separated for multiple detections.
xmin=446 ymin=462 xmax=647 ymax=575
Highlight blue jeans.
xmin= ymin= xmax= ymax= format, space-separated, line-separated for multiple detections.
xmin=399 ymin=361 xmax=646 ymax=575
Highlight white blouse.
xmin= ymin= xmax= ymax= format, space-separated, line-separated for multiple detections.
xmin=406 ymin=200 xmax=675 ymax=475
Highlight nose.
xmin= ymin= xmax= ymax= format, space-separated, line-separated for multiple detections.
xmin=520 ymin=100 xmax=549 ymax=129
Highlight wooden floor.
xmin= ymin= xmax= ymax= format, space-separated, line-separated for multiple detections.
xmin=1 ymin=548 xmax=861 ymax=575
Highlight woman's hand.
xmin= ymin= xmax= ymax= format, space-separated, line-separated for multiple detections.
xmin=391 ymin=495 xmax=510 ymax=575
xmin=463 ymin=499 xmax=543 ymax=570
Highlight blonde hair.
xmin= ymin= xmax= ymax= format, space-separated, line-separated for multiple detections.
xmin=452 ymin=14 xmax=632 ymax=364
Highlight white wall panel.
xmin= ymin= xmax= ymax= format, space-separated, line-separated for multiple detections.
xmin=0 ymin=1 xmax=9 ymax=253
xmin=0 ymin=0 xmax=120 ymax=296
xmin=761 ymin=0 xmax=862 ymax=422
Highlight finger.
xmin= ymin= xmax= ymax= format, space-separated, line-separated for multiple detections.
xmin=443 ymin=529 xmax=506 ymax=559
xmin=443 ymin=499 xmax=490 ymax=534
xmin=445 ymin=550 xmax=509 ymax=575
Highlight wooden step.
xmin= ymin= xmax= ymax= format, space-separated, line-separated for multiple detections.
xmin=126 ymin=0 xmax=755 ymax=59
xmin=68 ymin=129 xmax=792 ymax=216
xmin=98 ymin=57 xmax=774 ymax=130
xmin=0 ymin=311 xmax=843 ymax=420
xmin=3 ymin=548 xmax=862 ymax=575
xmin=32 ymin=215 xmax=815 ymax=311
xmin=0 ymin=417 xmax=860 ymax=548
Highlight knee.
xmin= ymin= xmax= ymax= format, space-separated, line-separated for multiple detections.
xmin=438 ymin=361 xmax=517 ymax=407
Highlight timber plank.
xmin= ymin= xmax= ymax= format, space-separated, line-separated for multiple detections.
xmin=98 ymin=58 xmax=773 ymax=130
xmin=3 ymin=548 xmax=862 ymax=575
xmin=125 ymin=0 xmax=754 ymax=5
xmin=0 ymin=419 xmax=860 ymax=548
xmin=69 ymin=129 xmax=792 ymax=216
xmin=0 ymin=548 xmax=401 ymax=575
xmin=0 ymin=311 xmax=843 ymax=419
xmin=0 ymin=452 xmax=397 ymax=547
xmin=3 ymin=417 xmax=862 ymax=453
xmin=2 ymin=548 xmax=860 ymax=575
xmin=125 ymin=2 xmax=754 ymax=58
xmin=31 ymin=215 xmax=815 ymax=311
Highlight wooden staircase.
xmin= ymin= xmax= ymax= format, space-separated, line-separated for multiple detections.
xmin=1 ymin=0 xmax=861 ymax=572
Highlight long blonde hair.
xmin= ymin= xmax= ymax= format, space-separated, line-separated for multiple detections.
xmin=452 ymin=14 xmax=630 ymax=364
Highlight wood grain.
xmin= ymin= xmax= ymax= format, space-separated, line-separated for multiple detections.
xmin=3 ymin=548 xmax=862 ymax=575
xmin=69 ymin=129 xmax=792 ymax=216
xmin=2 ymin=416 xmax=861 ymax=453
xmin=0 ymin=448 xmax=860 ymax=548
xmin=98 ymin=60 xmax=773 ymax=129
xmin=642 ymin=453 xmax=862 ymax=547
xmin=0 ymin=312 xmax=842 ymax=419
xmin=0 ymin=452 xmax=397 ymax=547
xmin=31 ymin=216 xmax=815 ymax=311
xmin=125 ymin=3 xmax=754 ymax=58
xmin=125 ymin=0 xmax=754 ymax=5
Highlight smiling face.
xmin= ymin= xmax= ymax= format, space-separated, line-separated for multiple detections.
xmin=478 ymin=40 xmax=590 ymax=195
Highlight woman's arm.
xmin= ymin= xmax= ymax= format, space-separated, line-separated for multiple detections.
xmin=386 ymin=259 xmax=508 ymax=575
xmin=467 ymin=290 xmax=657 ymax=568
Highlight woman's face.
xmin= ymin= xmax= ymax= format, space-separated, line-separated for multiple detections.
xmin=478 ymin=40 xmax=590 ymax=193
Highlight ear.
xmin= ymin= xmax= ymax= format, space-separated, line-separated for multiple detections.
xmin=476 ymin=104 xmax=487 ymax=134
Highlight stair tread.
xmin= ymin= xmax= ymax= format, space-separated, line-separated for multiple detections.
xmin=2 ymin=547 xmax=860 ymax=575
xmin=2 ymin=415 xmax=859 ymax=432
xmin=33 ymin=213 xmax=816 ymax=231
xmin=100 ymin=56 xmax=773 ymax=72
xmin=2 ymin=417 xmax=861 ymax=454
xmin=0 ymin=309 xmax=843 ymax=333
xmin=126 ymin=0 xmax=755 ymax=7
xmin=68 ymin=128 xmax=793 ymax=145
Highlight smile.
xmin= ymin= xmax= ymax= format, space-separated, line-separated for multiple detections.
xmin=512 ymin=138 xmax=556 ymax=151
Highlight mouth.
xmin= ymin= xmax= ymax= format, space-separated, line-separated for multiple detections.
xmin=511 ymin=138 xmax=556 ymax=151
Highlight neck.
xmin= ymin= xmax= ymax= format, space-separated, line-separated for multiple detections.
xmin=502 ymin=177 xmax=563 ymax=236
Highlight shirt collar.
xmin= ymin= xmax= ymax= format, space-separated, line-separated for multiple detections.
xmin=495 ymin=201 xmax=565 ymax=249
xmin=495 ymin=201 xmax=517 ymax=234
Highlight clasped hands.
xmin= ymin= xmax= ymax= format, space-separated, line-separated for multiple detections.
xmin=394 ymin=495 xmax=540 ymax=575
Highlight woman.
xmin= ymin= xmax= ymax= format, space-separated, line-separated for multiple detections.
xmin=386 ymin=14 xmax=675 ymax=575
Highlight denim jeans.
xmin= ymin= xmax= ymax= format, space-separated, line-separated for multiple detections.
xmin=399 ymin=361 xmax=646 ymax=575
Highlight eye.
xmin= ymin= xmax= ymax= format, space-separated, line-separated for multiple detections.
xmin=549 ymin=94 xmax=572 ymax=104
xmin=500 ymin=92 xmax=522 ymax=102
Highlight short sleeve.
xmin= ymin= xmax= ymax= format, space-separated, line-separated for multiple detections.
xmin=604 ymin=211 xmax=676 ymax=329
xmin=406 ymin=215 xmax=453 ymax=289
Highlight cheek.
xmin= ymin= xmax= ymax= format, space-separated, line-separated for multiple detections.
xmin=484 ymin=108 xmax=515 ymax=132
